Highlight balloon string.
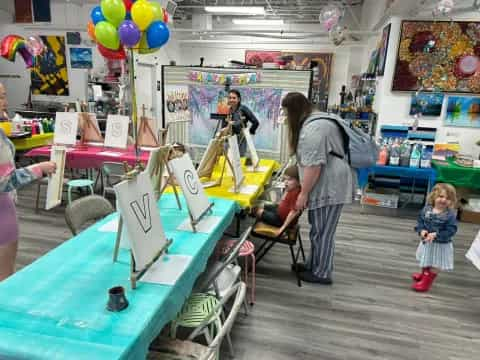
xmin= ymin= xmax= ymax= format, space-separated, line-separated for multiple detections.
xmin=129 ymin=48 xmax=138 ymax=159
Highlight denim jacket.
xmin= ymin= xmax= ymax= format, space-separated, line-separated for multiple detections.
xmin=414 ymin=205 xmax=458 ymax=244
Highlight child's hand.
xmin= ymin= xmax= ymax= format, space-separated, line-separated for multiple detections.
xmin=420 ymin=230 xmax=428 ymax=239
xmin=425 ymin=232 xmax=436 ymax=243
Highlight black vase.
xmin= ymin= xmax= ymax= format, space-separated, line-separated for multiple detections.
xmin=107 ymin=286 xmax=129 ymax=312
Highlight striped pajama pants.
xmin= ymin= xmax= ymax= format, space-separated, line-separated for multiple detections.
xmin=307 ymin=204 xmax=343 ymax=279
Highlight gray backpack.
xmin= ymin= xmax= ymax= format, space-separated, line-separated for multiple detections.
xmin=311 ymin=113 xmax=378 ymax=169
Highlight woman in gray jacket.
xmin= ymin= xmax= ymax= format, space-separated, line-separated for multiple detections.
xmin=281 ymin=92 xmax=354 ymax=284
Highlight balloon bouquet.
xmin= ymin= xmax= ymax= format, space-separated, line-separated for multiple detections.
xmin=88 ymin=0 xmax=170 ymax=60
xmin=88 ymin=0 xmax=171 ymax=146
xmin=319 ymin=5 xmax=346 ymax=46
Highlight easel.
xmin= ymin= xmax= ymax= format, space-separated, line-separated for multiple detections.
xmin=137 ymin=104 xmax=160 ymax=148
xmin=225 ymin=134 xmax=245 ymax=193
xmin=147 ymin=144 xmax=182 ymax=209
xmin=77 ymin=103 xmax=103 ymax=150
xmin=112 ymin=164 xmax=173 ymax=289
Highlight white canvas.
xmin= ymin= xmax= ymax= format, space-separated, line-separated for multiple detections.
xmin=227 ymin=135 xmax=244 ymax=189
xmin=104 ymin=115 xmax=129 ymax=149
xmin=53 ymin=112 xmax=78 ymax=146
xmin=45 ymin=146 xmax=66 ymax=210
xmin=114 ymin=171 xmax=167 ymax=270
xmin=242 ymin=128 xmax=260 ymax=168
xmin=169 ymin=153 xmax=211 ymax=221
xmin=466 ymin=230 xmax=480 ymax=271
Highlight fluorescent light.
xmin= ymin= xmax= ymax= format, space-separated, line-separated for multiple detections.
xmin=205 ymin=6 xmax=265 ymax=15
xmin=232 ymin=19 xmax=284 ymax=26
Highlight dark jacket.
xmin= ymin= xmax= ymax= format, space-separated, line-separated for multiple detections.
xmin=414 ymin=205 xmax=457 ymax=243
xmin=223 ymin=104 xmax=259 ymax=136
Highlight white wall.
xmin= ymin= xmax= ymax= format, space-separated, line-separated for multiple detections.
xmin=0 ymin=1 xmax=180 ymax=122
xmin=372 ymin=14 xmax=480 ymax=158
xmin=177 ymin=42 xmax=369 ymax=107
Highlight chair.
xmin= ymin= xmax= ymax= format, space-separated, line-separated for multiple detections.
xmin=101 ymin=162 xmax=125 ymax=198
xmin=218 ymin=239 xmax=256 ymax=305
xmin=251 ymin=209 xmax=306 ymax=286
xmin=170 ymin=227 xmax=252 ymax=357
xmin=64 ymin=195 xmax=114 ymax=235
xmin=148 ymin=282 xmax=247 ymax=360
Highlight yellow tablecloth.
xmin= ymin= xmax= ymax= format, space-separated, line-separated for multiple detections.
xmin=168 ymin=158 xmax=279 ymax=209
xmin=11 ymin=133 xmax=53 ymax=151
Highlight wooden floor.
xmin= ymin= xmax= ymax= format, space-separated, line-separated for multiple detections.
xmin=14 ymin=184 xmax=480 ymax=360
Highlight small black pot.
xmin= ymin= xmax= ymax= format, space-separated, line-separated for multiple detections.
xmin=107 ymin=286 xmax=129 ymax=312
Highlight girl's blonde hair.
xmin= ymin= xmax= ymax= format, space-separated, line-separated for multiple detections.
xmin=427 ymin=183 xmax=457 ymax=209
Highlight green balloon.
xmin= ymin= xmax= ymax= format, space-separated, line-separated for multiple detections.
xmin=95 ymin=21 xmax=120 ymax=50
xmin=151 ymin=2 xmax=164 ymax=21
xmin=101 ymin=0 xmax=126 ymax=28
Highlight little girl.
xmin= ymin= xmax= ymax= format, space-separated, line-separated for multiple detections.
xmin=412 ymin=183 xmax=458 ymax=292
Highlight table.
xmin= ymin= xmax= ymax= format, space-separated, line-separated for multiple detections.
xmin=0 ymin=194 xmax=237 ymax=360
xmin=26 ymin=144 xmax=150 ymax=169
xmin=357 ymin=165 xmax=437 ymax=194
xmin=432 ymin=159 xmax=480 ymax=190
xmin=11 ymin=133 xmax=53 ymax=151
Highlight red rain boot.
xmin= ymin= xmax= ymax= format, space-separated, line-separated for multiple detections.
xmin=412 ymin=270 xmax=437 ymax=292
xmin=412 ymin=267 xmax=430 ymax=282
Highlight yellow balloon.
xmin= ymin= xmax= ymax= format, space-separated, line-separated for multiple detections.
xmin=131 ymin=0 xmax=154 ymax=31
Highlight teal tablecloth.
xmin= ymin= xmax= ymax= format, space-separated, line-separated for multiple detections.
xmin=0 ymin=194 xmax=237 ymax=360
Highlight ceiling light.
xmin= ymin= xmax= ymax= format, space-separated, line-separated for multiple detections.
xmin=232 ymin=19 xmax=284 ymax=26
xmin=205 ymin=6 xmax=265 ymax=15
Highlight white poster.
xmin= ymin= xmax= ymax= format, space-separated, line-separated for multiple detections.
xmin=45 ymin=146 xmax=66 ymax=210
xmin=466 ymin=230 xmax=480 ymax=271
xmin=169 ymin=153 xmax=211 ymax=221
xmin=164 ymin=85 xmax=191 ymax=124
xmin=242 ymin=128 xmax=260 ymax=169
xmin=104 ymin=115 xmax=129 ymax=149
xmin=54 ymin=112 xmax=78 ymax=146
xmin=227 ymin=135 xmax=244 ymax=189
xmin=114 ymin=171 xmax=167 ymax=270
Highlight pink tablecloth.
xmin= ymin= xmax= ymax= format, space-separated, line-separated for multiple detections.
xmin=25 ymin=145 xmax=150 ymax=169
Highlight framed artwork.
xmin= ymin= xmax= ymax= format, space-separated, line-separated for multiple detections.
xmin=377 ymin=23 xmax=391 ymax=76
xmin=245 ymin=50 xmax=281 ymax=67
xmin=31 ymin=36 xmax=69 ymax=95
xmin=392 ymin=20 xmax=480 ymax=93
xmin=70 ymin=48 xmax=92 ymax=69
xmin=445 ymin=96 xmax=480 ymax=127
xmin=410 ymin=93 xmax=444 ymax=116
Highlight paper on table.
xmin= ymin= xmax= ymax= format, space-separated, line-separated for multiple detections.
xmin=229 ymin=184 xmax=258 ymax=195
xmin=246 ymin=165 xmax=269 ymax=173
xmin=140 ymin=254 xmax=193 ymax=286
xmin=98 ymin=151 xmax=123 ymax=157
xmin=98 ymin=218 xmax=118 ymax=232
xmin=176 ymin=215 xmax=222 ymax=234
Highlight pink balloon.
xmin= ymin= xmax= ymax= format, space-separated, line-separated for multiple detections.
xmin=26 ymin=35 xmax=46 ymax=56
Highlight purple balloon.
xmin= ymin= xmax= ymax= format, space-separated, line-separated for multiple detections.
xmin=118 ymin=20 xmax=141 ymax=48
xmin=19 ymin=47 xmax=33 ymax=68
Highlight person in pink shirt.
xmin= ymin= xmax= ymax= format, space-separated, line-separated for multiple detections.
xmin=0 ymin=83 xmax=56 ymax=281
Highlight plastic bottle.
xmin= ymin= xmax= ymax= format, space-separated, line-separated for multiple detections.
xmin=399 ymin=140 xmax=412 ymax=167
xmin=409 ymin=143 xmax=421 ymax=168
xmin=389 ymin=138 xmax=400 ymax=166
xmin=420 ymin=145 xmax=432 ymax=168
xmin=377 ymin=141 xmax=389 ymax=166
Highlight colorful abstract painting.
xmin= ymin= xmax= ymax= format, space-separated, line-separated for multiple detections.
xmin=245 ymin=50 xmax=281 ymax=67
xmin=31 ymin=36 xmax=69 ymax=96
xmin=410 ymin=93 xmax=444 ymax=116
xmin=393 ymin=20 xmax=480 ymax=93
xmin=188 ymin=85 xmax=282 ymax=150
xmin=445 ymin=96 xmax=480 ymax=127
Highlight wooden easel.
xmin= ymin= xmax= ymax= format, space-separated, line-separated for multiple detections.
xmin=77 ymin=103 xmax=103 ymax=149
xmin=112 ymin=164 xmax=173 ymax=289
xmin=137 ymin=105 xmax=160 ymax=148
xmin=148 ymin=144 xmax=182 ymax=210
